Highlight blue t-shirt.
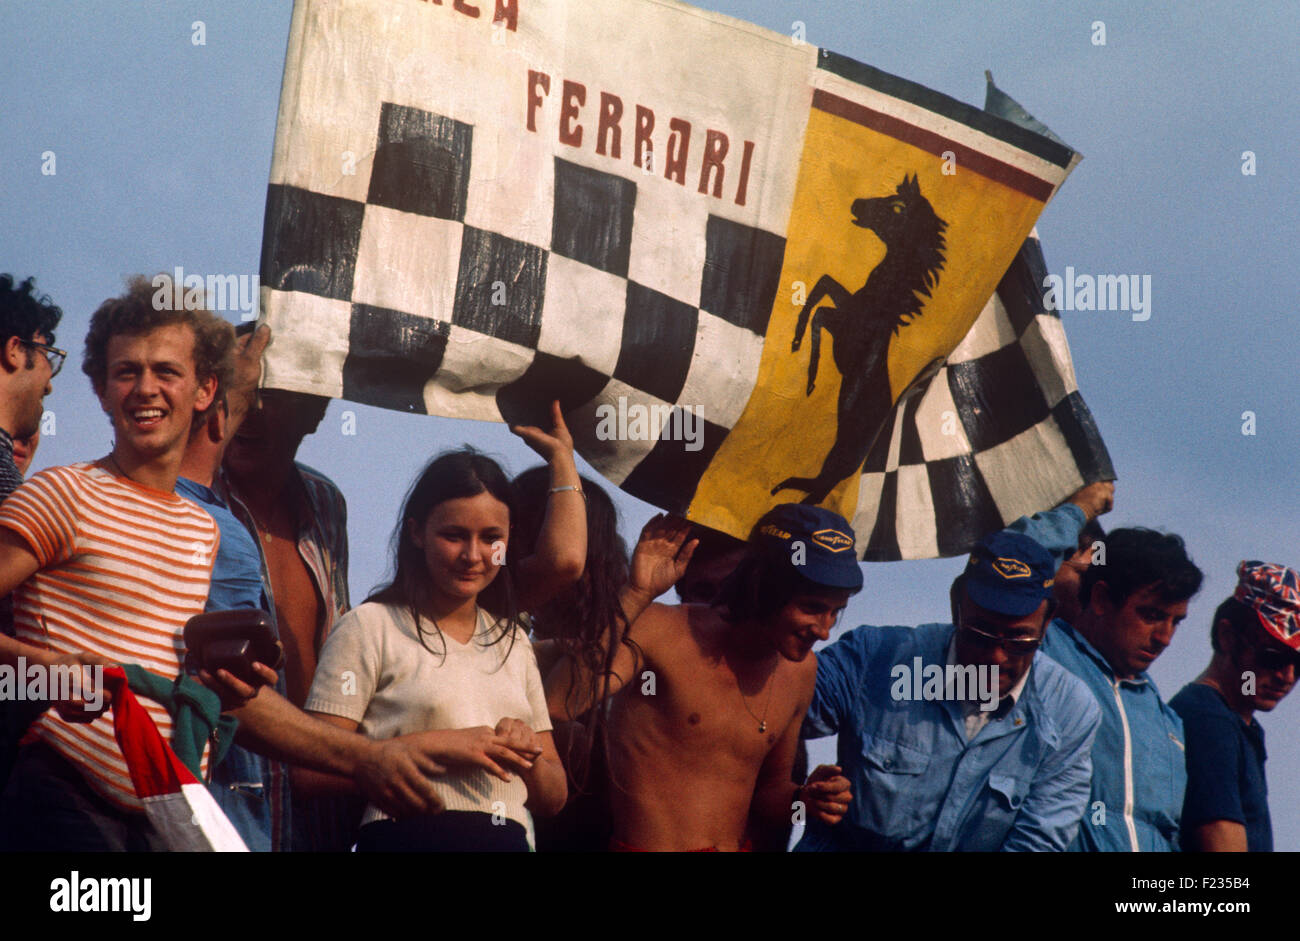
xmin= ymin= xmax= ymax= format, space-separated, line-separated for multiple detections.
xmin=176 ymin=476 xmax=264 ymax=612
xmin=176 ymin=476 xmax=274 ymax=851
xmin=1169 ymin=682 xmax=1272 ymax=852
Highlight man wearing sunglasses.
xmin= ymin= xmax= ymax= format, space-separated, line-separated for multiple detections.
xmin=1171 ymin=561 xmax=1300 ymax=851
xmin=796 ymin=528 xmax=1101 ymax=851
xmin=1038 ymin=528 xmax=1203 ymax=851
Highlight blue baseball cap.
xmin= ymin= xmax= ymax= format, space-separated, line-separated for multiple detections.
xmin=753 ymin=504 xmax=864 ymax=591
xmin=964 ymin=531 xmax=1056 ymax=617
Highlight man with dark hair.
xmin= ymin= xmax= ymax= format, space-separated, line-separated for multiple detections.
xmin=797 ymin=527 xmax=1101 ymax=852
xmin=1171 ymin=561 xmax=1300 ymax=851
xmin=548 ymin=504 xmax=862 ymax=851
xmin=1039 ymin=527 xmax=1203 ymax=851
xmin=0 ymin=274 xmax=63 ymax=788
xmin=0 ymin=275 xmax=61 ymax=508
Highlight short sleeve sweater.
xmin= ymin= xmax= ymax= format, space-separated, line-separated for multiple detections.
xmin=305 ymin=601 xmax=552 ymax=831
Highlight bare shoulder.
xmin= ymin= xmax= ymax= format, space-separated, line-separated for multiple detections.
xmin=632 ymin=601 xmax=690 ymax=652
xmin=786 ymin=648 xmax=820 ymax=703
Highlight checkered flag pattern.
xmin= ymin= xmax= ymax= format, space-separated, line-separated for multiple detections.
xmin=261 ymin=100 xmax=783 ymax=512
xmin=851 ymin=232 xmax=1115 ymax=560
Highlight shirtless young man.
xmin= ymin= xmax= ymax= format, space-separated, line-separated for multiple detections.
xmin=547 ymin=504 xmax=861 ymax=851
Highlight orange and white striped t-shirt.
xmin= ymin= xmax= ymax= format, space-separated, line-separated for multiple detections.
xmin=0 ymin=462 xmax=219 ymax=811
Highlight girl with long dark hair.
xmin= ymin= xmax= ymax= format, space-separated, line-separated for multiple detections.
xmin=512 ymin=467 xmax=631 ymax=850
xmin=299 ymin=403 xmax=581 ymax=851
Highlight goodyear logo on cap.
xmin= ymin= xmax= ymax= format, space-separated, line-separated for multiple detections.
xmin=812 ymin=529 xmax=854 ymax=553
xmin=992 ymin=557 xmax=1032 ymax=580
xmin=760 ymin=524 xmax=792 ymax=541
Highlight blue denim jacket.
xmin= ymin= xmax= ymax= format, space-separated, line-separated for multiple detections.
xmin=795 ymin=622 xmax=1101 ymax=851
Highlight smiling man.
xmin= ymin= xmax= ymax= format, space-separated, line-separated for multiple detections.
xmin=547 ymin=504 xmax=863 ymax=851
xmin=1171 ymin=561 xmax=1300 ymax=852
xmin=1039 ymin=528 xmax=1203 ymax=852
xmin=0 ymin=275 xmax=232 ymax=849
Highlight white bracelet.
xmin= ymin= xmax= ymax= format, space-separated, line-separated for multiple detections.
xmin=549 ymin=485 xmax=585 ymax=500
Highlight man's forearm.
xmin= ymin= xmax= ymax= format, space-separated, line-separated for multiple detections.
xmin=230 ymin=687 xmax=371 ymax=776
xmin=1 ymin=635 xmax=60 ymax=669
xmin=619 ymin=585 xmax=655 ymax=629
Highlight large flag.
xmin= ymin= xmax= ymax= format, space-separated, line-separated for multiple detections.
xmin=259 ymin=0 xmax=1087 ymax=557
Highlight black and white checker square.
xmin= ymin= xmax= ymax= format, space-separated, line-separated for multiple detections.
xmin=612 ymin=281 xmax=699 ymax=405
xmin=451 ymin=225 xmax=548 ymax=349
xmin=262 ymin=184 xmax=366 ymax=302
xmin=535 ymin=253 xmax=627 ymax=375
xmin=341 ymin=302 xmax=451 ymax=414
xmin=699 ymin=214 xmax=786 ymax=337
xmin=367 ymin=102 xmax=472 ymax=222
xmin=565 ymin=378 xmax=682 ymax=486
xmin=850 ymin=235 xmax=1114 ymax=561
xmin=350 ymin=203 xmax=462 ymax=318
xmin=551 ymin=158 xmax=636 ymax=278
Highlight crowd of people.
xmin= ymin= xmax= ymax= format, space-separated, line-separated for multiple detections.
xmin=0 ymin=271 xmax=1294 ymax=853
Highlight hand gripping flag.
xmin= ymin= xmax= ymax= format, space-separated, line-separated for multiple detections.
xmin=103 ymin=667 xmax=248 ymax=852
xmin=259 ymin=0 xmax=1094 ymax=557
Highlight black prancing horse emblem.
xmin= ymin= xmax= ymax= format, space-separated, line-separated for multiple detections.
xmin=772 ymin=174 xmax=948 ymax=505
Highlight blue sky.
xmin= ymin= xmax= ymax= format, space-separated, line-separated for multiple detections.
xmin=2 ymin=0 xmax=1297 ymax=848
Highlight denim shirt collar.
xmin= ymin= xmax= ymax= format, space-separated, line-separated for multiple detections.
xmin=932 ymin=624 xmax=1042 ymax=745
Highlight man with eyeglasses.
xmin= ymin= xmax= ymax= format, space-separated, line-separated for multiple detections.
xmin=0 ymin=274 xmax=64 ymax=790
xmin=1171 ymin=561 xmax=1300 ymax=851
xmin=0 ymin=275 xmax=63 ymax=513
xmin=795 ymin=526 xmax=1102 ymax=851
xmin=1038 ymin=528 xmax=1203 ymax=851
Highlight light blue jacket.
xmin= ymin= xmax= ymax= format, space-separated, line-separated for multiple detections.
xmin=795 ymin=622 xmax=1101 ymax=852
xmin=1010 ymin=500 xmax=1187 ymax=850
xmin=1040 ymin=622 xmax=1186 ymax=851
